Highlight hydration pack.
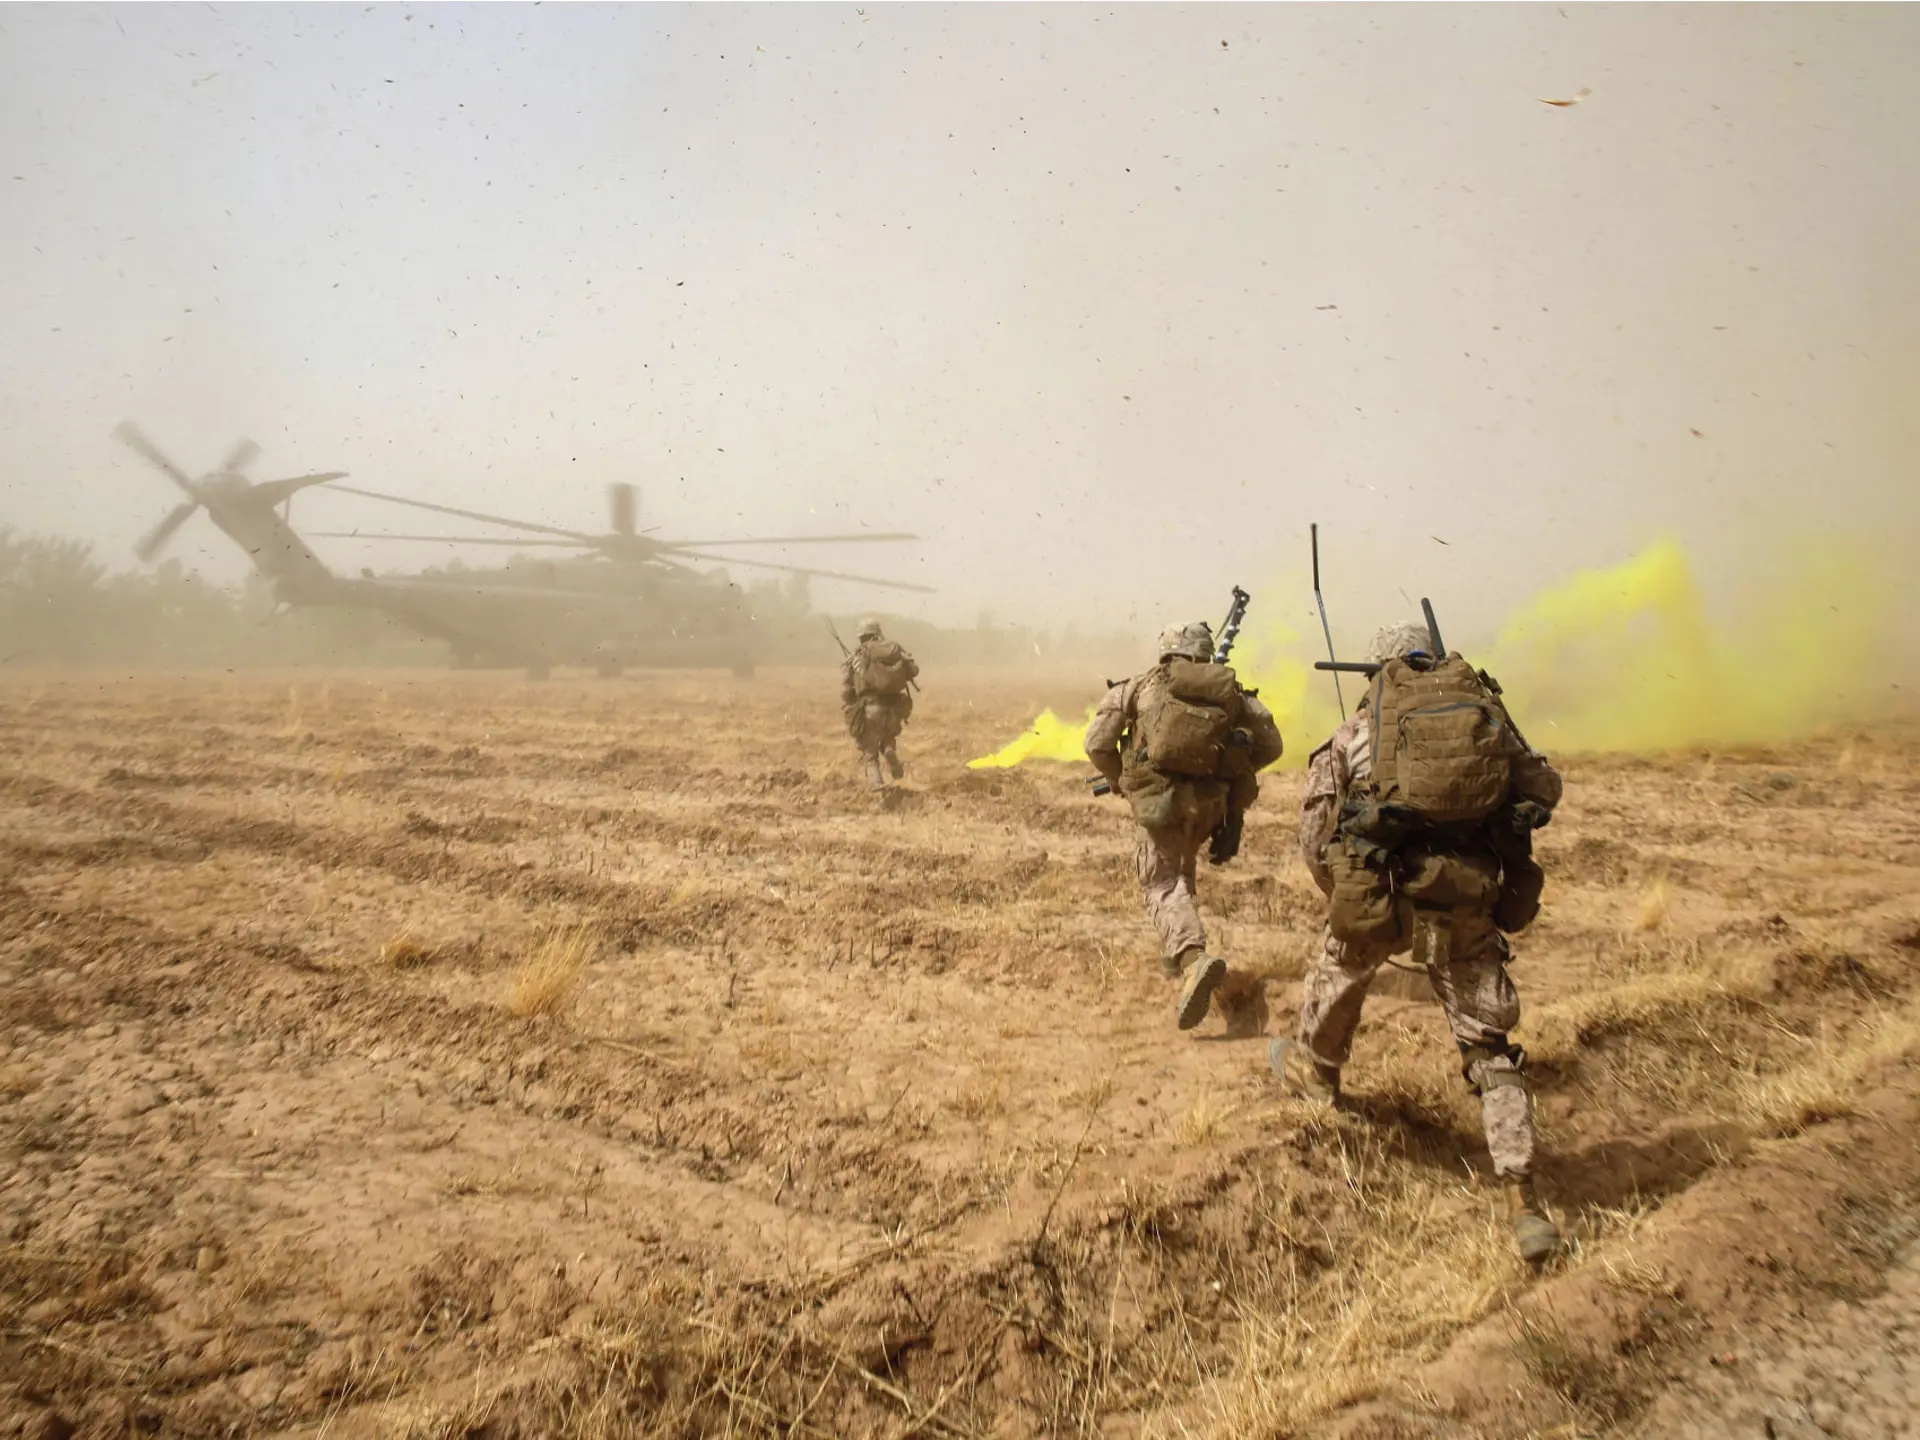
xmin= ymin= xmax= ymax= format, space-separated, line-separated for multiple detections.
xmin=1133 ymin=659 xmax=1247 ymax=779
xmin=1366 ymin=655 xmax=1518 ymax=826
xmin=859 ymin=640 xmax=917 ymax=696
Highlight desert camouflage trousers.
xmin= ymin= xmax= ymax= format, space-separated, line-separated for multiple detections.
xmin=1296 ymin=906 xmax=1538 ymax=1178
xmin=846 ymin=696 xmax=907 ymax=757
xmin=1135 ymin=817 xmax=1213 ymax=964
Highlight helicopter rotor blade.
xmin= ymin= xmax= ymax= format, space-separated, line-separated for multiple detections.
xmin=308 ymin=532 xmax=589 ymax=547
xmin=135 ymin=501 xmax=200 ymax=563
xmin=112 ymin=422 xmax=201 ymax=498
xmin=218 ymin=438 xmax=262 ymax=475
xmin=251 ymin=472 xmax=348 ymax=506
xmin=668 ymin=549 xmax=935 ymax=593
xmin=327 ymin=484 xmax=599 ymax=542
xmin=664 ymin=532 xmax=921 ymax=547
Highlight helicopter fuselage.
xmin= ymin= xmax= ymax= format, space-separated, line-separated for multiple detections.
xmin=194 ymin=484 xmax=757 ymax=675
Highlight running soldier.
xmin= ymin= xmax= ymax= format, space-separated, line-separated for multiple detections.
xmin=1270 ymin=621 xmax=1565 ymax=1263
xmin=840 ymin=617 xmax=919 ymax=790
xmin=1085 ymin=621 xmax=1284 ymax=1029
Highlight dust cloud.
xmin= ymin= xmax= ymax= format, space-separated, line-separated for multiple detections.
xmin=1 ymin=5 xmax=1915 ymax=726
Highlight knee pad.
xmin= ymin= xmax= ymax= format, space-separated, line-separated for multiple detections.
xmin=1459 ymin=1036 xmax=1527 ymax=1095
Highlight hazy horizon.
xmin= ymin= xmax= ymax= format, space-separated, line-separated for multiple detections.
xmin=3 ymin=2 xmax=1915 ymax=656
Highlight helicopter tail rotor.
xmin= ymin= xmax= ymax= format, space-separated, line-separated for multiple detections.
xmin=116 ymin=423 xmax=347 ymax=564
xmin=117 ymin=423 xmax=209 ymax=561
xmin=114 ymin=422 xmax=202 ymax=498
xmin=134 ymin=502 xmax=201 ymax=563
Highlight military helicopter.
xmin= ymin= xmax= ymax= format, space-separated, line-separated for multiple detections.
xmin=115 ymin=423 xmax=928 ymax=677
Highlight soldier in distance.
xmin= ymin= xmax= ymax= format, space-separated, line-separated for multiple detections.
xmin=840 ymin=617 xmax=919 ymax=791
xmin=1271 ymin=621 xmax=1565 ymax=1265
xmin=1085 ymin=620 xmax=1283 ymax=1030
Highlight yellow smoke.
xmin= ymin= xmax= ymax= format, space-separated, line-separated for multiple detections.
xmin=1486 ymin=532 xmax=1890 ymax=751
xmin=966 ymin=534 xmax=1893 ymax=767
xmin=966 ymin=706 xmax=1099 ymax=769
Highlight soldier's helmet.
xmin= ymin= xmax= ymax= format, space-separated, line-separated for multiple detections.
xmin=856 ymin=617 xmax=884 ymax=641
xmin=1365 ymin=622 xmax=1434 ymax=665
xmin=1156 ymin=621 xmax=1215 ymax=663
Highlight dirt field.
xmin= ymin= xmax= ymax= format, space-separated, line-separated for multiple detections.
xmin=2 ymin=669 xmax=1918 ymax=1440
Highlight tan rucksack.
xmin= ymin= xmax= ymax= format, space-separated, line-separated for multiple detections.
xmin=1133 ymin=659 xmax=1246 ymax=779
xmin=1365 ymin=655 xmax=1518 ymax=825
xmin=860 ymin=640 xmax=917 ymax=696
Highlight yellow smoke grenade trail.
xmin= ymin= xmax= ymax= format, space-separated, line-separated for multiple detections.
xmin=966 ymin=534 xmax=1891 ymax=768
xmin=966 ymin=706 xmax=1097 ymax=768
xmin=1487 ymin=532 xmax=1889 ymax=751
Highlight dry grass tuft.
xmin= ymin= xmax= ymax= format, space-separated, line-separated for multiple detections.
xmin=1740 ymin=996 xmax=1920 ymax=1137
xmin=1205 ymin=1129 xmax=1522 ymax=1435
xmin=380 ymin=931 xmax=438 ymax=970
xmin=1175 ymin=1092 xmax=1233 ymax=1147
xmin=1634 ymin=877 xmax=1671 ymax=932
xmin=508 ymin=924 xmax=598 ymax=1018
xmin=1527 ymin=970 xmax=1725 ymax=1065
xmin=1068 ymin=1072 xmax=1117 ymax=1114
xmin=954 ymin=1073 xmax=1009 ymax=1121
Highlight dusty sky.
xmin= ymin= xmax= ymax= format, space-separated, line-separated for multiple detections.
xmin=1 ymin=2 xmax=1914 ymax=643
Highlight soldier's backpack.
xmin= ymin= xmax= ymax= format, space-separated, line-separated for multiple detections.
xmin=1365 ymin=655 xmax=1518 ymax=825
xmin=1133 ymin=659 xmax=1246 ymax=779
xmin=860 ymin=640 xmax=917 ymax=696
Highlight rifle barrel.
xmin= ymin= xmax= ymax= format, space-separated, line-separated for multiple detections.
xmin=1315 ymin=661 xmax=1381 ymax=675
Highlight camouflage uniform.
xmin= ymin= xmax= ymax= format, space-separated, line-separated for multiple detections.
xmin=1281 ymin=622 xmax=1566 ymax=1262
xmin=1085 ymin=622 xmax=1284 ymax=1012
xmin=840 ymin=620 xmax=918 ymax=790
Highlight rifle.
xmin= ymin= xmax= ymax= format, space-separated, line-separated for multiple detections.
xmin=1090 ymin=584 xmax=1251 ymax=799
xmin=1205 ymin=584 xmax=1254 ymax=861
xmin=1214 ymin=585 xmax=1251 ymax=664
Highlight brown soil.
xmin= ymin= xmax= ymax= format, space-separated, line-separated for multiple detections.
xmin=1 ymin=670 xmax=1916 ymax=1439
xmin=1635 ymin=1235 xmax=1920 ymax=1438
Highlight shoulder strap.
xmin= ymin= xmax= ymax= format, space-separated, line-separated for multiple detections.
xmin=1366 ymin=666 xmax=1388 ymax=785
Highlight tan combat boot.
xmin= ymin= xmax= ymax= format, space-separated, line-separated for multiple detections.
xmin=1504 ymin=1176 xmax=1563 ymax=1266
xmin=1175 ymin=954 xmax=1227 ymax=1030
xmin=885 ymin=746 xmax=905 ymax=780
xmin=863 ymin=754 xmax=887 ymax=791
xmin=1267 ymin=1039 xmax=1339 ymax=1106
